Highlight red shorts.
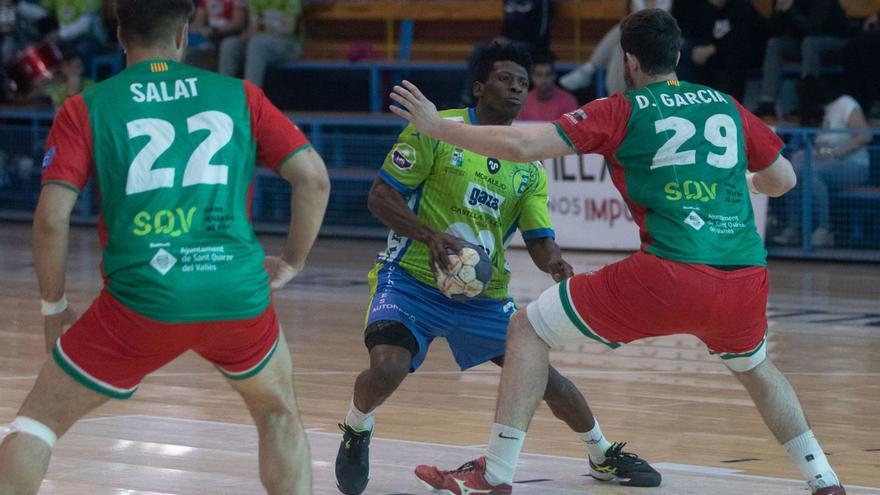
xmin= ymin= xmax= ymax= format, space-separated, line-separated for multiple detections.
xmin=53 ymin=290 xmax=280 ymax=399
xmin=526 ymin=251 xmax=769 ymax=371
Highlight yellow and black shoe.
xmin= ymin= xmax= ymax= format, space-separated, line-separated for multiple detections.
xmin=335 ymin=423 xmax=372 ymax=495
xmin=589 ymin=442 xmax=661 ymax=487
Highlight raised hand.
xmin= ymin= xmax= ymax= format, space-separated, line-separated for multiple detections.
xmin=389 ymin=80 xmax=443 ymax=136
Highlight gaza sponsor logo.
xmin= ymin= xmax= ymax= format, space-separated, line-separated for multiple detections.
xmin=464 ymin=182 xmax=504 ymax=214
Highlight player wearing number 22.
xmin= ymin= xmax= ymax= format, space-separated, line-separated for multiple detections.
xmin=0 ymin=1 xmax=329 ymax=494
xmin=334 ymin=43 xmax=659 ymax=495
xmin=392 ymin=9 xmax=846 ymax=495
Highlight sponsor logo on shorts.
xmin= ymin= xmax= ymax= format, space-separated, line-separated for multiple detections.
xmin=391 ymin=143 xmax=416 ymax=170
xmin=465 ymin=182 xmax=504 ymax=214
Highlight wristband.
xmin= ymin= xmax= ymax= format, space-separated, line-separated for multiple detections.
xmin=746 ymin=173 xmax=760 ymax=195
xmin=41 ymin=295 xmax=68 ymax=316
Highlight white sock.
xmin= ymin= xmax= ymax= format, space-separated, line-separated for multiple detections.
xmin=485 ymin=423 xmax=526 ymax=486
xmin=579 ymin=420 xmax=613 ymax=464
xmin=784 ymin=430 xmax=839 ymax=489
xmin=344 ymin=399 xmax=375 ymax=432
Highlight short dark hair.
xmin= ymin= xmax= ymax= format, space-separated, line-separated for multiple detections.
xmin=117 ymin=0 xmax=194 ymax=45
xmin=620 ymin=8 xmax=682 ymax=76
xmin=531 ymin=50 xmax=556 ymax=67
xmin=475 ymin=42 xmax=533 ymax=83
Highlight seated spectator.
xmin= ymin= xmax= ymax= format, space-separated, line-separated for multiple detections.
xmin=841 ymin=10 xmax=880 ymax=121
xmin=754 ymin=0 xmax=853 ymax=120
xmin=517 ymin=51 xmax=578 ymax=121
xmin=773 ymin=83 xmax=872 ymax=248
xmin=43 ymin=0 xmax=106 ymax=75
xmin=559 ymin=0 xmax=671 ymax=95
xmin=461 ymin=0 xmax=552 ymax=106
xmin=218 ymin=0 xmax=301 ymax=88
xmin=675 ymin=0 xmax=767 ymax=102
xmin=187 ymin=0 xmax=249 ymax=71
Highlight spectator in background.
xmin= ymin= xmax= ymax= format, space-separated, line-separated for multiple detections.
xmin=218 ymin=0 xmax=301 ymax=87
xmin=518 ymin=51 xmax=578 ymax=121
xmin=188 ymin=0 xmax=249 ymax=71
xmin=754 ymin=0 xmax=853 ymax=120
xmin=841 ymin=10 xmax=880 ymax=121
xmin=675 ymin=0 xmax=766 ymax=102
xmin=42 ymin=0 xmax=106 ymax=73
xmin=773 ymin=81 xmax=872 ymax=248
xmin=559 ymin=0 xmax=671 ymax=96
xmin=461 ymin=0 xmax=552 ymax=106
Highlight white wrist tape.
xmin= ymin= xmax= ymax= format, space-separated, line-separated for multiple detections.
xmin=41 ymin=295 xmax=69 ymax=316
xmin=746 ymin=173 xmax=760 ymax=195
xmin=9 ymin=416 xmax=57 ymax=448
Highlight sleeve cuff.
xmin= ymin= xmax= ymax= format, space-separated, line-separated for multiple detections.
xmin=750 ymin=148 xmax=782 ymax=173
xmin=274 ymin=143 xmax=312 ymax=174
xmin=41 ymin=180 xmax=82 ymax=194
xmin=521 ymin=228 xmax=556 ymax=240
xmin=554 ymin=123 xmax=577 ymax=153
xmin=378 ymin=169 xmax=416 ymax=195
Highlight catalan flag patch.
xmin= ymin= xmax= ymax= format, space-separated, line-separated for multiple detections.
xmin=666 ymin=79 xmax=680 ymax=87
xmin=150 ymin=62 xmax=169 ymax=73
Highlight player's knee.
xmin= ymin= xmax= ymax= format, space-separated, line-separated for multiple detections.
xmin=368 ymin=348 xmax=410 ymax=387
xmin=508 ymin=310 xmax=540 ymax=343
xmin=7 ymin=417 xmax=58 ymax=449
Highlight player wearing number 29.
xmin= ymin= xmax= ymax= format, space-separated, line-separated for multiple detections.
xmin=391 ymin=9 xmax=846 ymax=495
xmin=0 ymin=0 xmax=329 ymax=494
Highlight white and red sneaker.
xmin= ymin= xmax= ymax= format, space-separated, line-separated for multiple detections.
xmin=415 ymin=457 xmax=512 ymax=495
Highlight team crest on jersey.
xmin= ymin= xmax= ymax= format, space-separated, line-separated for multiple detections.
xmin=563 ymin=109 xmax=587 ymax=125
xmin=450 ymin=148 xmax=464 ymax=167
xmin=487 ymin=157 xmax=501 ymax=174
xmin=391 ymin=143 xmax=416 ymax=170
xmin=512 ymin=168 xmax=533 ymax=196
xmin=41 ymin=146 xmax=56 ymax=170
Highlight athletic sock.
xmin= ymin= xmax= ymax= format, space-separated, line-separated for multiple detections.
xmin=579 ymin=419 xmax=613 ymax=464
xmin=784 ymin=430 xmax=840 ymax=489
xmin=485 ymin=423 xmax=526 ymax=486
xmin=344 ymin=399 xmax=375 ymax=432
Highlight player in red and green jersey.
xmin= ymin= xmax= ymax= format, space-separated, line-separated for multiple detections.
xmin=391 ymin=9 xmax=846 ymax=495
xmin=0 ymin=1 xmax=329 ymax=494
xmin=334 ymin=43 xmax=659 ymax=495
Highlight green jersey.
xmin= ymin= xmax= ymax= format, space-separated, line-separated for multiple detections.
xmin=41 ymin=60 xmax=310 ymax=322
xmin=377 ymin=108 xmax=555 ymax=300
xmin=555 ymin=80 xmax=784 ymax=266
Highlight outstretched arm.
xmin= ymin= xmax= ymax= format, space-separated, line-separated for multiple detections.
xmin=389 ymin=81 xmax=571 ymax=162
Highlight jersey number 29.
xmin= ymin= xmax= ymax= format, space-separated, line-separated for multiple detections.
xmin=651 ymin=114 xmax=738 ymax=170
xmin=125 ymin=110 xmax=233 ymax=195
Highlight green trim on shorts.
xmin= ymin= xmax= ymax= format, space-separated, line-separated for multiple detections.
xmin=217 ymin=331 xmax=280 ymax=381
xmin=558 ymin=280 xmax=621 ymax=349
xmin=719 ymin=338 xmax=767 ymax=360
xmin=52 ymin=343 xmax=137 ymax=400
xmin=554 ymin=123 xmax=577 ymax=153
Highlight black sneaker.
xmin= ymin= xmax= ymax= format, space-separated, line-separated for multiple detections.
xmin=589 ymin=442 xmax=661 ymax=487
xmin=335 ymin=423 xmax=372 ymax=495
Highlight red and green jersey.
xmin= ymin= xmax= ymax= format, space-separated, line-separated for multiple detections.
xmin=378 ymin=108 xmax=554 ymax=300
xmin=41 ymin=59 xmax=310 ymax=322
xmin=555 ymin=80 xmax=783 ymax=267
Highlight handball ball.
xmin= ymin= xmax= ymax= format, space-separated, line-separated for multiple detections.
xmin=435 ymin=243 xmax=493 ymax=298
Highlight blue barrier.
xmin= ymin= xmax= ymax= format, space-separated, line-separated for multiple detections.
xmin=1 ymin=107 xmax=877 ymax=260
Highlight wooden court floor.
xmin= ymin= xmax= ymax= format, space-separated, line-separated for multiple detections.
xmin=1 ymin=222 xmax=878 ymax=494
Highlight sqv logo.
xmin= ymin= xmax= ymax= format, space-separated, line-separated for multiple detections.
xmin=465 ymin=182 xmax=504 ymax=214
